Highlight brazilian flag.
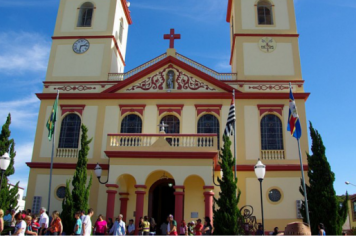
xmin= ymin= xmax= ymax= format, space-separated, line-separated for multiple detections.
xmin=46 ymin=93 xmax=59 ymax=141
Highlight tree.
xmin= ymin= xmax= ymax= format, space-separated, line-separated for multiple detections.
xmin=61 ymin=124 xmax=93 ymax=234
xmin=0 ymin=114 xmax=19 ymax=211
xmin=213 ymin=135 xmax=244 ymax=235
xmin=299 ymin=122 xmax=348 ymax=235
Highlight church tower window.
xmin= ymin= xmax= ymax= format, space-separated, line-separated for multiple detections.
xmin=120 ymin=114 xmax=142 ymax=133
xmin=119 ymin=18 xmax=124 ymax=43
xmin=58 ymin=114 xmax=81 ymax=148
xmin=260 ymin=114 xmax=283 ymax=150
xmin=197 ymin=114 xmax=220 ymax=149
xmin=160 ymin=115 xmax=180 ymax=134
xmin=77 ymin=2 xmax=94 ymax=27
xmin=257 ymin=1 xmax=273 ymax=25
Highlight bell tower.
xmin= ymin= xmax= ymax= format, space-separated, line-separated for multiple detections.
xmin=45 ymin=0 xmax=132 ymax=82
xmin=227 ymin=0 xmax=302 ymax=81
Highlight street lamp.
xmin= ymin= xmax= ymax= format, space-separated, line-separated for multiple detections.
xmin=94 ymin=163 xmax=109 ymax=184
xmin=254 ymin=158 xmax=266 ymax=235
xmin=345 ymin=181 xmax=356 ymax=187
xmin=0 ymin=152 xmax=11 ymax=193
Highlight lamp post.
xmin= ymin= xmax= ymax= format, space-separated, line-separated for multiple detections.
xmin=0 ymin=152 xmax=11 ymax=194
xmin=345 ymin=181 xmax=356 ymax=187
xmin=94 ymin=163 xmax=109 ymax=184
xmin=254 ymin=158 xmax=266 ymax=235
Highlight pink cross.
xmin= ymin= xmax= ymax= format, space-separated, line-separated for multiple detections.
xmin=164 ymin=28 xmax=181 ymax=49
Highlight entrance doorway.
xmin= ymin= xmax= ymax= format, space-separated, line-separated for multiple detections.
xmin=148 ymin=178 xmax=175 ymax=230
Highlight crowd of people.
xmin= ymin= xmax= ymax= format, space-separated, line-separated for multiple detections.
xmin=0 ymin=207 xmax=213 ymax=235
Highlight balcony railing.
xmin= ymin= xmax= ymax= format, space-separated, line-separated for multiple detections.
xmin=107 ymin=133 xmax=217 ymax=149
xmin=108 ymin=53 xmax=168 ymax=81
xmin=56 ymin=148 xmax=79 ymax=158
xmin=176 ymin=53 xmax=237 ymax=81
xmin=261 ymin=150 xmax=285 ymax=160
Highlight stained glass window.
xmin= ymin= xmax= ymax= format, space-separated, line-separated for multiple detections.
xmin=257 ymin=1 xmax=273 ymax=25
xmin=121 ymin=114 xmax=142 ymax=133
xmin=261 ymin=114 xmax=283 ymax=150
xmin=197 ymin=114 xmax=220 ymax=149
xmin=58 ymin=114 xmax=81 ymax=148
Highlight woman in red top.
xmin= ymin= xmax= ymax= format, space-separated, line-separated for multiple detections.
xmin=46 ymin=211 xmax=62 ymax=235
xmin=94 ymin=214 xmax=107 ymax=235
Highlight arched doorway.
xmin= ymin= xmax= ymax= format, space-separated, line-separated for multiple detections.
xmin=148 ymin=178 xmax=176 ymax=228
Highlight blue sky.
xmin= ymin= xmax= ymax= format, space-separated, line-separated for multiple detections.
xmin=0 ymin=0 xmax=355 ymax=196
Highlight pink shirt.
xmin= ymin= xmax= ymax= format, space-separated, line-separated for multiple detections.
xmin=95 ymin=220 xmax=107 ymax=234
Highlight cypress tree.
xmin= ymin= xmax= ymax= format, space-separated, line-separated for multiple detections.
xmin=299 ymin=122 xmax=348 ymax=235
xmin=213 ymin=135 xmax=244 ymax=235
xmin=61 ymin=124 xmax=93 ymax=234
xmin=0 ymin=114 xmax=19 ymax=211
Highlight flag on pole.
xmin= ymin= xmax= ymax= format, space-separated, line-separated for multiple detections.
xmin=224 ymin=99 xmax=236 ymax=136
xmin=46 ymin=92 xmax=59 ymax=141
xmin=287 ymin=87 xmax=302 ymax=139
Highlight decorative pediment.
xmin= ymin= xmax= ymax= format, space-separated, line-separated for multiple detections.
xmin=125 ymin=65 xmax=217 ymax=92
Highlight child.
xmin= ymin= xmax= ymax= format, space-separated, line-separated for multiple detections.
xmin=73 ymin=211 xmax=82 ymax=235
xmin=31 ymin=215 xmax=40 ymax=234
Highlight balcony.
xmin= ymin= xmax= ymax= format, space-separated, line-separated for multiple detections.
xmin=261 ymin=150 xmax=285 ymax=160
xmin=106 ymin=133 xmax=218 ymax=155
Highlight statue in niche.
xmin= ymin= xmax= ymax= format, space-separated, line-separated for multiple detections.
xmin=166 ymin=70 xmax=175 ymax=89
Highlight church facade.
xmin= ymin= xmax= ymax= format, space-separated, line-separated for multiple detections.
xmin=26 ymin=0 xmax=310 ymax=232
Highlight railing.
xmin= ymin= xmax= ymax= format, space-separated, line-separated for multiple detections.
xmin=176 ymin=53 xmax=237 ymax=81
xmin=261 ymin=150 xmax=285 ymax=160
xmin=108 ymin=134 xmax=217 ymax=148
xmin=56 ymin=148 xmax=79 ymax=158
xmin=108 ymin=53 xmax=168 ymax=81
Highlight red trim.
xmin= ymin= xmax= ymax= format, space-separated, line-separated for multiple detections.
xmin=36 ymin=92 xmax=310 ymax=101
xmin=52 ymin=35 xmax=125 ymax=66
xmin=106 ymin=190 xmax=117 ymax=194
xmin=230 ymin=35 xmax=236 ymax=65
xmin=105 ymin=184 xmax=119 ymax=188
xmin=102 ymin=56 xmax=236 ymax=93
xmin=134 ymin=185 xmax=147 ymax=189
xmin=26 ymin=162 xmax=109 ymax=170
xmin=120 ymin=0 xmax=132 ymax=25
xmin=173 ymin=186 xmax=185 ymax=190
xmin=195 ymin=104 xmax=222 ymax=116
xmin=119 ymin=104 xmax=146 ymax=116
xmin=257 ymin=104 xmax=284 ymax=116
xmin=105 ymin=151 xmax=218 ymax=159
xmin=44 ymin=81 xmax=119 ymax=84
xmin=214 ymin=164 xmax=309 ymax=171
xmin=226 ymin=0 xmax=233 ymax=22
xmin=107 ymin=133 xmax=217 ymax=137
xmin=8 ymin=183 xmax=25 ymax=190
xmin=203 ymin=186 xmax=214 ymax=190
xmin=157 ymin=104 xmax=184 ymax=116
xmin=60 ymin=104 xmax=86 ymax=116
xmin=119 ymin=192 xmax=129 ymax=196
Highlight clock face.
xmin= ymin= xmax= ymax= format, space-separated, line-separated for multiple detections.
xmin=258 ymin=37 xmax=276 ymax=53
xmin=72 ymin=39 xmax=90 ymax=54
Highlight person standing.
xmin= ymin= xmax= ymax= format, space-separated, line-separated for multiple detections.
xmin=255 ymin=224 xmax=264 ymax=235
xmin=318 ymin=223 xmax=326 ymax=235
xmin=31 ymin=215 xmax=40 ymax=234
xmin=94 ymin=214 xmax=107 ymax=235
xmin=272 ymin=227 xmax=279 ymax=235
xmin=127 ymin=219 xmax=135 ymax=235
xmin=73 ymin=212 xmax=82 ymax=235
xmin=0 ymin=209 xmax=4 ymax=234
xmin=202 ymin=217 xmax=212 ymax=235
xmin=187 ymin=221 xmax=195 ymax=236
xmin=82 ymin=208 xmax=94 ymax=236
xmin=46 ymin=211 xmax=62 ymax=235
xmin=160 ymin=220 xmax=168 ymax=235
xmin=141 ymin=216 xmax=150 ymax=235
xmin=138 ymin=217 xmax=144 ymax=235
xmin=109 ymin=214 xmax=126 ymax=236
xmin=39 ymin=207 xmax=49 ymax=235
xmin=24 ymin=215 xmax=37 ymax=236
xmin=13 ymin=213 xmax=26 ymax=236
xmin=179 ymin=220 xmax=187 ymax=235
xmin=194 ymin=219 xmax=203 ymax=235
xmin=168 ymin=214 xmax=177 ymax=235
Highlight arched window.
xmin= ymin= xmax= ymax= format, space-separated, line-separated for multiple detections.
xmin=120 ymin=114 xmax=142 ymax=133
xmin=119 ymin=18 xmax=124 ymax=43
xmin=260 ymin=114 xmax=283 ymax=150
xmin=197 ymin=114 xmax=220 ymax=149
xmin=160 ymin=115 xmax=180 ymax=134
xmin=58 ymin=114 xmax=81 ymax=148
xmin=257 ymin=1 xmax=273 ymax=25
xmin=77 ymin=2 xmax=94 ymax=27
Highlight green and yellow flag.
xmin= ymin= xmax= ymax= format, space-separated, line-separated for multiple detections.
xmin=46 ymin=92 xmax=59 ymax=141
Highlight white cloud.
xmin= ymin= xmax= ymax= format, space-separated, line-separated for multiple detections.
xmin=0 ymin=96 xmax=40 ymax=130
xmin=0 ymin=32 xmax=51 ymax=75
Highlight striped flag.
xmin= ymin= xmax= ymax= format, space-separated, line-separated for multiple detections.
xmin=287 ymin=87 xmax=302 ymax=139
xmin=224 ymin=99 xmax=236 ymax=136
xmin=46 ymin=91 xmax=59 ymax=141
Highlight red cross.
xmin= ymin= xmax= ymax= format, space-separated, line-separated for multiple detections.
xmin=163 ymin=28 xmax=181 ymax=49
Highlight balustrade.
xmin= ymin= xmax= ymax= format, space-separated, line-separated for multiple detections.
xmin=261 ymin=150 xmax=285 ymax=160
xmin=56 ymin=148 xmax=79 ymax=158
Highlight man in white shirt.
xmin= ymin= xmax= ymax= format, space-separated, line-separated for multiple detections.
xmin=82 ymin=208 xmax=94 ymax=236
xmin=109 ymin=214 xmax=126 ymax=236
xmin=39 ymin=207 xmax=49 ymax=235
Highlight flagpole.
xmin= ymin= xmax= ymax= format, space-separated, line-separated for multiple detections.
xmin=47 ymin=90 xmax=59 ymax=213
xmin=233 ymin=90 xmax=237 ymax=183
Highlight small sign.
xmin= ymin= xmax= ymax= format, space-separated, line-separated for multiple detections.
xmin=191 ymin=212 xmax=198 ymax=218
